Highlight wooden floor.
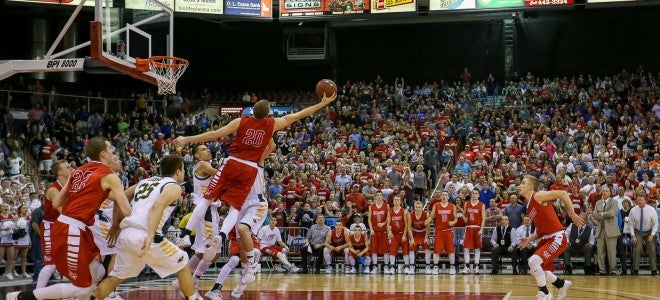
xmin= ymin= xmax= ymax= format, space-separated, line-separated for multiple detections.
xmin=2 ymin=271 xmax=659 ymax=299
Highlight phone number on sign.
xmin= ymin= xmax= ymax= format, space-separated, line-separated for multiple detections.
xmin=526 ymin=0 xmax=573 ymax=6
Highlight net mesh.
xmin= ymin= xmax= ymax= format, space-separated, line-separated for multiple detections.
xmin=148 ymin=56 xmax=189 ymax=95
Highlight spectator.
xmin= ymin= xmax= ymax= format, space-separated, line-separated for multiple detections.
xmin=563 ymin=215 xmax=595 ymax=275
xmin=628 ymin=197 xmax=658 ymax=275
xmin=592 ymin=186 xmax=621 ymax=275
xmin=302 ymin=215 xmax=330 ymax=274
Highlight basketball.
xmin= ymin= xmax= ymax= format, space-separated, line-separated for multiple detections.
xmin=315 ymin=79 xmax=337 ymax=99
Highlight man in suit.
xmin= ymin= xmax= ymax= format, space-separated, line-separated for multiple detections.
xmin=562 ymin=215 xmax=595 ymax=275
xmin=512 ymin=216 xmax=536 ymax=274
xmin=592 ymin=186 xmax=621 ymax=275
xmin=489 ymin=215 xmax=517 ymax=274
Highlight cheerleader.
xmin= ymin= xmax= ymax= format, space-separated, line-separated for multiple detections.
xmin=13 ymin=204 xmax=31 ymax=278
xmin=0 ymin=203 xmax=16 ymax=280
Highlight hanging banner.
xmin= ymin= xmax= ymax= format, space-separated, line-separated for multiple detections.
xmin=370 ymin=0 xmax=416 ymax=12
xmin=430 ymin=0 xmax=476 ymax=10
xmin=224 ymin=0 xmax=272 ymax=17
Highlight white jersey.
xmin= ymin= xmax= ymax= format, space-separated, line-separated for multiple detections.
xmin=121 ymin=176 xmax=178 ymax=236
xmin=257 ymin=225 xmax=282 ymax=249
xmin=192 ymin=161 xmax=212 ymax=205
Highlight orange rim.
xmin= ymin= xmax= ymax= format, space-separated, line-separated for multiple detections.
xmin=147 ymin=56 xmax=189 ymax=68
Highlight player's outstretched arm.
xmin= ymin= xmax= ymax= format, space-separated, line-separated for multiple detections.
xmin=173 ymin=118 xmax=241 ymax=147
xmin=274 ymin=92 xmax=337 ymax=131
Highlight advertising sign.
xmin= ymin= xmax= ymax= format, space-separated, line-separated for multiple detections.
xmin=587 ymin=0 xmax=639 ymax=2
xmin=175 ymin=0 xmax=223 ymax=13
xmin=224 ymin=0 xmax=272 ymax=17
xmin=241 ymin=106 xmax=295 ymax=117
xmin=280 ymin=0 xmax=327 ymax=16
xmin=430 ymin=0 xmax=476 ymax=10
xmin=6 ymin=0 xmax=110 ymax=6
xmin=126 ymin=0 xmax=173 ymax=10
xmin=476 ymin=0 xmax=572 ymax=7
xmin=370 ymin=0 xmax=416 ymax=13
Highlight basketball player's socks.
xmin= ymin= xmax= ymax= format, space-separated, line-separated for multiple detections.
xmin=539 ymin=286 xmax=550 ymax=295
xmin=189 ymin=255 xmax=201 ymax=272
xmin=194 ymin=260 xmax=212 ymax=278
xmin=211 ymin=283 xmax=223 ymax=292
xmin=551 ymin=278 xmax=565 ymax=288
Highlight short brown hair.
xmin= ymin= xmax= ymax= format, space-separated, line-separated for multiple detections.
xmin=524 ymin=175 xmax=540 ymax=191
xmin=253 ymin=100 xmax=270 ymax=119
xmin=51 ymin=159 xmax=68 ymax=176
xmin=86 ymin=137 xmax=109 ymax=161
xmin=160 ymin=155 xmax=184 ymax=176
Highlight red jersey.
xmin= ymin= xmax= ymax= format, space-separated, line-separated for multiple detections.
xmin=43 ymin=180 xmax=63 ymax=222
xmin=526 ymin=193 xmax=564 ymax=236
xmin=229 ymin=117 xmax=275 ymax=163
xmin=410 ymin=211 xmax=428 ymax=234
xmin=464 ymin=201 xmax=484 ymax=227
xmin=389 ymin=207 xmax=406 ymax=234
xmin=349 ymin=233 xmax=367 ymax=251
xmin=316 ymin=188 xmax=331 ymax=202
xmin=330 ymin=228 xmax=347 ymax=246
xmin=62 ymin=162 xmax=114 ymax=226
xmin=433 ymin=203 xmax=455 ymax=231
xmin=369 ymin=202 xmax=389 ymax=232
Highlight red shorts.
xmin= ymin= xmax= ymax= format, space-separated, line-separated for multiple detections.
xmin=463 ymin=227 xmax=483 ymax=249
xmin=433 ymin=229 xmax=454 ymax=254
xmin=330 ymin=248 xmax=347 ymax=257
xmin=261 ymin=245 xmax=284 ymax=257
xmin=229 ymin=236 xmax=259 ymax=256
xmin=411 ymin=233 xmax=430 ymax=251
xmin=536 ymin=232 xmax=568 ymax=272
xmin=39 ymin=221 xmax=55 ymax=266
xmin=204 ymin=159 xmax=259 ymax=210
xmin=389 ymin=232 xmax=409 ymax=256
xmin=370 ymin=230 xmax=388 ymax=255
xmin=51 ymin=221 xmax=99 ymax=287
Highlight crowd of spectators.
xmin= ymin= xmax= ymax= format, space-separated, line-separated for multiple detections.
xmin=0 ymin=66 xmax=659 ymax=280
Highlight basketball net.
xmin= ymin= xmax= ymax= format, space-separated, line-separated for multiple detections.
xmin=137 ymin=56 xmax=189 ymax=95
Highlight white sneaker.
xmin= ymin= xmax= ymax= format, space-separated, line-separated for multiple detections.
xmin=449 ymin=266 xmax=457 ymax=275
xmin=347 ymin=267 xmax=356 ymax=274
xmin=255 ymin=264 xmax=262 ymax=274
xmin=273 ymin=264 xmax=286 ymax=273
xmin=370 ymin=267 xmax=378 ymax=274
xmin=287 ymin=264 xmax=301 ymax=273
xmin=325 ymin=267 xmax=332 ymax=274
xmin=537 ymin=291 xmax=552 ymax=300
xmin=5 ymin=291 xmax=20 ymax=300
xmin=388 ymin=267 xmax=395 ymax=275
xmin=461 ymin=266 xmax=469 ymax=275
xmin=557 ymin=280 xmax=572 ymax=300
xmin=239 ymin=265 xmax=256 ymax=285
xmin=205 ymin=289 xmax=223 ymax=300
xmin=425 ymin=266 xmax=432 ymax=275
xmin=5 ymin=273 xmax=14 ymax=280
xmin=231 ymin=283 xmax=247 ymax=298
xmin=474 ymin=266 xmax=480 ymax=275
xmin=204 ymin=236 xmax=222 ymax=261
xmin=363 ymin=266 xmax=370 ymax=274
xmin=174 ymin=235 xmax=192 ymax=248
xmin=432 ymin=266 xmax=439 ymax=275
xmin=384 ymin=266 xmax=390 ymax=274
xmin=20 ymin=272 xmax=31 ymax=278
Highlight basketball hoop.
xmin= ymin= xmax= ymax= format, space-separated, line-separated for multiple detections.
xmin=136 ymin=56 xmax=188 ymax=95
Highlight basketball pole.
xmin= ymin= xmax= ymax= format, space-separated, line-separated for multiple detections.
xmin=44 ymin=0 xmax=88 ymax=59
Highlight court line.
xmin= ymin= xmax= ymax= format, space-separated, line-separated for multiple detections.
xmin=502 ymin=291 xmax=512 ymax=300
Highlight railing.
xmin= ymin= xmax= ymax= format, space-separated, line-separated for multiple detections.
xmin=0 ymin=89 xmax=165 ymax=115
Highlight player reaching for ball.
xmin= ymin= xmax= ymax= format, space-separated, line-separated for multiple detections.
xmin=173 ymin=80 xmax=337 ymax=287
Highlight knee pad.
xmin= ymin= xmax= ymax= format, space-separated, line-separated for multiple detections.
xmin=528 ymin=255 xmax=542 ymax=269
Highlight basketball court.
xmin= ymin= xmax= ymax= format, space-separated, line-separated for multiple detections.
xmin=2 ymin=270 xmax=659 ymax=299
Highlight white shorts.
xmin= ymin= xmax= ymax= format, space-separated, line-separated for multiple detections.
xmin=237 ymin=199 xmax=269 ymax=236
xmin=109 ymin=227 xmax=189 ymax=280
xmin=91 ymin=213 xmax=116 ymax=256
xmin=191 ymin=207 xmax=220 ymax=254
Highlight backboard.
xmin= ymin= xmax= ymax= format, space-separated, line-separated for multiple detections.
xmin=91 ymin=0 xmax=175 ymax=86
